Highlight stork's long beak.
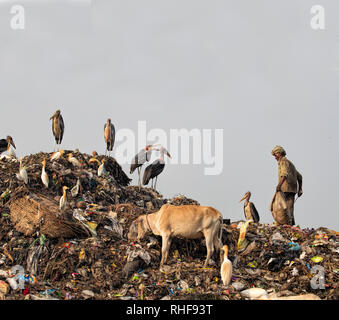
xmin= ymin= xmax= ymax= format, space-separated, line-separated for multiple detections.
xmin=161 ymin=147 xmax=171 ymax=158
xmin=49 ymin=111 xmax=57 ymax=120
xmin=10 ymin=139 xmax=16 ymax=149
xmin=149 ymin=144 xmax=161 ymax=151
xmin=239 ymin=194 xmax=247 ymax=202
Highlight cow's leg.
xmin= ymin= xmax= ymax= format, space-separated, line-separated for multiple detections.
xmin=185 ymin=240 xmax=189 ymax=257
xmin=203 ymin=231 xmax=214 ymax=267
xmin=160 ymin=235 xmax=171 ymax=266
xmin=167 ymin=237 xmax=172 ymax=261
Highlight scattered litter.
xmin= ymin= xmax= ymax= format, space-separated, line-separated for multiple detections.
xmin=0 ymin=151 xmax=337 ymax=300
xmin=240 ymin=288 xmax=268 ymax=300
xmin=311 ymin=256 xmax=324 ymax=263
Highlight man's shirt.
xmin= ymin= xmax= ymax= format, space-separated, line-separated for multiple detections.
xmin=278 ymin=157 xmax=302 ymax=193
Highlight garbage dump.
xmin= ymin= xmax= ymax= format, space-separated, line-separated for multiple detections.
xmin=0 ymin=152 xmax=338 ymax=300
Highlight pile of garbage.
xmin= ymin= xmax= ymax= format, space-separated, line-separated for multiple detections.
xmin=0 ymin=152 xmax=338 ymax=300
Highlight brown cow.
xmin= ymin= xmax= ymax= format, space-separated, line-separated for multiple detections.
xmin=128 ymin=204 xmax=223 ymax=267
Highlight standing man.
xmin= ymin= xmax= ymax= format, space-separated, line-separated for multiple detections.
xmin=272 ymin=146 xmax=303 ymax=225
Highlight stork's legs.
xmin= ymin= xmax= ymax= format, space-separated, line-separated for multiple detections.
xmin=154 ymin=176 xmax=158 ymax=190
xmin=54 ymin=142 xmax=61 ymax=152
xmin=137 ymin=167 xmax=141 ymax=190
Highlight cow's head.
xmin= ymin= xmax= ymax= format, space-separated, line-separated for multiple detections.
xmin=128 ymin=216 xmax=149 ymax=241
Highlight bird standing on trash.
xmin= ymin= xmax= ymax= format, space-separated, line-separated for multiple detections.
xmin=50 ymin=149 xmax=64 ymax=161
xmin=41 ymin=158 xmax=49 ymax=188
xmin=16 ymin=157 xmax=28 ymax=184
xmin=0 ymin=136 xmax=16 ymax=155
xmin=50 ymin=110 xmax=64 ymax=151
xmin=71 ymin=178 xmax=81 ymax=198
xmin=92 ymin=151 xmax=98 ymax=158
xmin=142 ymin=146 xmax=171 ymax=190
xmin=7 ymin=144 xmax=17 ymax=159
xmin=130 ymin=144 xmax=159 ymax=189
xmin=59 ymin=186 xmax=69 ymax=212
xmin=104 ymin=118 xmax=115 ymax=157
xmin=68 ymin=153 xmax=82 ymax=168
xmin=239 ymin=191 xmax=260 ymax=223
xmin=89 ymin=158 xmax=106 ymax=177
xmin=220 ymin=245 xmax=232 ymax=286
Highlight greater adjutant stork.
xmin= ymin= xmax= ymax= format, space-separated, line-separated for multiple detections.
xmin=104 ymin=118 xmax=115 ymax=157
xmin=239 ymin=191 xmax=260 ymax=223
xmin=0 ymin=136 xmax=16 ymax=155
xmin=130 ymin=144 xmax=159 ymax=189
xmin=142 ymin=146 xmax=171 ymax=190
xmin=50 ymin=110 xmax=64 ymax=151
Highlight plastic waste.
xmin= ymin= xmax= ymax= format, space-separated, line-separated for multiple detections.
xmin=311 ymin=256 xmax=323 ymax=263
xmin=237 ymin=220 xmax=252 ymax=251
xmin=0 ymin=280 xmax=9 ymax=295
xmin=288 ymin=242 xmax=301 ymax=251
xmin=271 ymin=232 xmax=285 ymax=242
xmin=247 ymin=261 xmax=258 ymax=268
xmin=240 ymin=288 xmax=268 ymax=300
xmin=232 ymin=282 xmax=246 ymax=291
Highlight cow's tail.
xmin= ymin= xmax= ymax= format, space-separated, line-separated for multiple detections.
xmin=214 ymin=215 xmax=225 ymax=265
xmin=216 ymin=215 xmax=224 ymax=249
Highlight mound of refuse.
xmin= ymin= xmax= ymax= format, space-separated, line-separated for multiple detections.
xmin=0 ymin=152 xmax=338 ymax=300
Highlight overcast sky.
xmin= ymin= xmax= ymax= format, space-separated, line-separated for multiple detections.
xmin=0 ymin=0 xmax=338 ymax=230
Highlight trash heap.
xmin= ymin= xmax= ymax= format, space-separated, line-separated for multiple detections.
xmin=0 ymin=152 xmax=338 ymax=300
